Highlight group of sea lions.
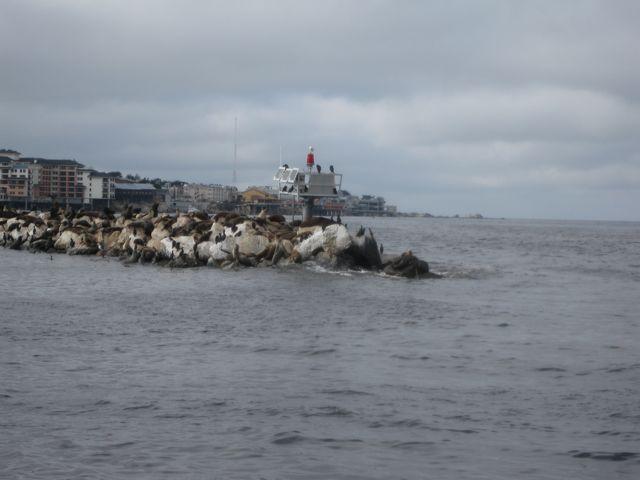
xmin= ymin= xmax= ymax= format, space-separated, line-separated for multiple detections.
xmin=0 ymin=203 xmax=438 ymax=278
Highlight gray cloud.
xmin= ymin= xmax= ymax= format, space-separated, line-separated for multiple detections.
xmin=1 ymin=0 xmax=639 ymax=219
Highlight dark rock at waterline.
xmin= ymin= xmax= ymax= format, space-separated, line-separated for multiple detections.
xmin=347 ymin=229 xmax=382 ymax=269
xmin=382 ymin=251 xmax=440 ymax=279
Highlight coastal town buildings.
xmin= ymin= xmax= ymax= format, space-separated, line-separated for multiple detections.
xmin=1 ymin=147 xmax=399 ymax=216
xmin=167 ymin=182 xmax=239 ymax=211
xmin=315 ymin=191 xmax=393 ymax=216
xmin=0 ymin=152 xmax=24 ymax=201
xmin=241 ymin=186 xmax=279 ymax=203
xmin=240 ymin=186 xmax=282 ymax=215
xmin=351 ymin=194 xmax=386 ymax=216
xmin=182 ymin=183 xmax=238 ymax=203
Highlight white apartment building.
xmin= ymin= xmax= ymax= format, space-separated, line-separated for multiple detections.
xmin=79 ymin=169 xmax=119 ymax=204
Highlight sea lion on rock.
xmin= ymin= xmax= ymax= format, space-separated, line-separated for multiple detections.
xmin=299 ymin=217 xmax=334 ymax=229
xmin=129 ymin=220 xmax=154 ymax=237
xmin=213 ymin=211 xmax=235 ymax=222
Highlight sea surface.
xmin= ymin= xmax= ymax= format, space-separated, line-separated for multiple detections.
xmin=1 ymin=217 xmax=639 ymax=479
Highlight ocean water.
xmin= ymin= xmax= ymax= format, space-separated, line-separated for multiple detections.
xmin=1 ymin=217 xmax=639 ymax=479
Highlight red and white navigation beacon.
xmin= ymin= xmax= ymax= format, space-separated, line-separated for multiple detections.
xmin=273 ymin=146 xmax=343 ymax=221
xmin=306 ymin=146 xmax=315 ymax=169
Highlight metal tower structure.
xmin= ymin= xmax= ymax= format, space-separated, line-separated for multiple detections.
xmin=232 ymin=117 xmax=238 ymax=185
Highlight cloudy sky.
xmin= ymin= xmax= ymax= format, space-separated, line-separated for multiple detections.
xmin=1 ymin=1 xmax=639 ymax=219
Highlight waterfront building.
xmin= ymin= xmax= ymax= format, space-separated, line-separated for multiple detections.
xmin=182 ymin=183 xmax=238 ymax=203
xmin=240 ymin=186 xmax=281 ymax=215
xmin=114 ymin=183 xmax=166 ymax=204
xmin=79 ymin=169 xmax=121 ymax=205
xmin=26 ymin=158 xmax=84 ymax=203
xmin=351 ymin=194 xmax=386 ymax=216
xmin=241 ymin=186 xmax=279 ymax=203
xmin=0 ymin=155 xmax=15 ymax=200
xmin=5 ymin=162 xmax=32 ymax=199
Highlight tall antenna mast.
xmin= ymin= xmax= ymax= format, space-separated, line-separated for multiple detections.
xmin=233 ymin=116 xmax=238 ymax=185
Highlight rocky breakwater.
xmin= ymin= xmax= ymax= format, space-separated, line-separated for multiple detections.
xmin=0 ymin=205 xmax=438 ymax=279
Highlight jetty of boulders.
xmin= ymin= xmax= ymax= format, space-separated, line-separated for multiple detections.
xmin=0 ymin=204 xmax=437 ymax=278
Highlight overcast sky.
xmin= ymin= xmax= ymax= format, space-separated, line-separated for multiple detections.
xmin=1 ymin=1 xmax=639 ymax=219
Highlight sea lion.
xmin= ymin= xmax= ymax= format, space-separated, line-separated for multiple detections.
xmin=299 ymin=216 xmax=334 ymax=229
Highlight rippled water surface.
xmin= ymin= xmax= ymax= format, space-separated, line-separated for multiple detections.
xmin=1 ymin=218 xmax=639 ymax=479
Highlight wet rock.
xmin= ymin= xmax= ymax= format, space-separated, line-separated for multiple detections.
xmin=347 ymin=228 xmax=382 ymax=269
xmin=383 ymin=251 xmax=440 ymax=278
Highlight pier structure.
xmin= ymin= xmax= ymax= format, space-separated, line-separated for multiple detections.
xmin=273 ymin=146 xmax=342 ymax=222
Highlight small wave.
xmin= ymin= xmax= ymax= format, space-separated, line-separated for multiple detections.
xmin=123 ymin=402 xmax=157 ymax=411
xmin=64 ymin=365 xmax=94 ymax=372
xmin=272 ymin=431 xmax=306 ymax=445
xmin=58 ymin=439 xmax=81 ymax=449
xmin=535 ymin=367 xmax=567 ymax=372
xmin=607 ymin=363 xmax=640 ymax=373
xmin=304 ymin=263 xmax=353 ymax=277
xmin=569 ymin=451 xmax=637 ymax=461
xmin=320 ymin=438 xmax=364 ymax=444
xmin=389 ymin=441 xmax=436 ymax=450
xmin=105 ymin=441 xmax=136 ymax=449
xmin=154 ymin=413 xmax=194 ymax=419
xmin=253 ymin=346 xmax=279 ymax=353
xmin=299 ymin=348 xmax=336 ymax=356
xmin=389 ymin=419 xmax=425 ymax=428
xmin=321 ymin=389 xmax=372 ymax=396
xmin=442 ymin=414 xmax=481 ymax=423
xmin=391 ymin=354 xmax=430 ymax=361
xmin=445 ymin=428 xmax=478 ymax=434
xmin=271 ymin=431 xmax=364 ymax=446
xmin=437 ymin=265 xmax=499 ymax=280
xmin=302 ymin=406 xmax=354 ymax=417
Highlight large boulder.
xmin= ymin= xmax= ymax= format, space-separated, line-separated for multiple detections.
xmin=292 ymin=224 xmax=352 ymax=263
xmin=294 ymin=229 xmax=324 ymax=261
xmin=322 ymin=224 xmax=351 ymax=256
xmin=383 ymin=251 xmax=439 ymax=278
xmin=347 ymin=228 xmax=382 ymax=269
xmin=237 ymin=233 xmax=270 ymax=257
xmin=54 ymin=228 xmax=98 ymax=254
